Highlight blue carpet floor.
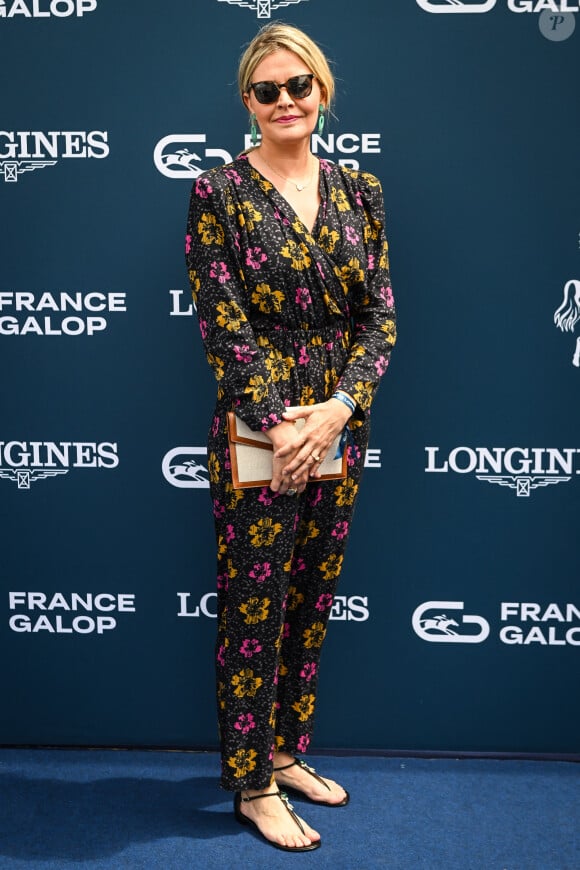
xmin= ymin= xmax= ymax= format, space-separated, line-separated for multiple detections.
xmin=0 ymin=749 xmax=578 ymax=869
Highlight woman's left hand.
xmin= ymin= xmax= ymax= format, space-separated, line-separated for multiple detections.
xmin=275 ymin=398 xmax=353 ymax=482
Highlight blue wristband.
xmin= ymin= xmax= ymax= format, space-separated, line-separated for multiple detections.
xmin=331 ymin=391 xmax=356 ymax=415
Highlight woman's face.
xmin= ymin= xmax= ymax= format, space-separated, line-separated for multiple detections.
xmin=243 ymin=49 xmax=324 ymax=150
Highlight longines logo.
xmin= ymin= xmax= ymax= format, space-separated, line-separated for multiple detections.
xmin=0 ymin=0 xmax=97 ymax=17
xmin=413 ymin=600 xmax=580 ymax=646
xmin=178 ymin=593 xmax=369 ymax=621
xmin=0 ymin=441 xmax=119 ymax=488
xmin=554 ymin=279 xmax=580 ymax=367
xmin=154 ymin=135 xmax=231 ymax=179
xmin=163 ymin=445 xmax=383 ymax=488
xmin=0 ymin=290 xmax=127 ymax=337
xmin=0 ymin=130 xmax=109 ymax=183
xmin=416 ymin=0 xmax=497 ymax=12
xmin=425 ymin=446 xmax=579 ymax=496
xmin=216 ymin=0 xmax=308 ymax=19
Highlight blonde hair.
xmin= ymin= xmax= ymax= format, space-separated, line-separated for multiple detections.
xmin=238 ymin=22 xmax=335 ymax=111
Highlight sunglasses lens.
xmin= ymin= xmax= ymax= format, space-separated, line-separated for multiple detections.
xmin=288 ymin=75 xmax=313 ymax=99
xmin=253 ymin=82 xmax=279 ymax=104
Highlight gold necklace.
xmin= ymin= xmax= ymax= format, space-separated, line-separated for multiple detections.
xmin=259 ymin=152 xmax=315 ymax=192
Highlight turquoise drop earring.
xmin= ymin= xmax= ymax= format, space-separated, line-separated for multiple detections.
xmin=250 ymin=113 xmax=258 ymax=147
xmin=317 ymin=104 xmax=325 ymax=135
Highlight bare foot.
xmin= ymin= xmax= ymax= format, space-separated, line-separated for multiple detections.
xmin=238 ymin=782 xmax=321 ymax=850
xmin=273 ymin=752 xmax=348 ymax=806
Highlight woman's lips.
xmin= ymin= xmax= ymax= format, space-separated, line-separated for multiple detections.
xmin=275 ymin=115 xmax=300 ymax=123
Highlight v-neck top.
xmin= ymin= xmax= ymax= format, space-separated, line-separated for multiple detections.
xmin=185 ymin=154 xmax=396 ymax=432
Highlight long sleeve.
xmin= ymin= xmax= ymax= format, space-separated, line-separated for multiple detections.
xmin=334 ymin=171 xmax=397 ymax=414
xmin=185 ymin=171 xmax=287 ymax=432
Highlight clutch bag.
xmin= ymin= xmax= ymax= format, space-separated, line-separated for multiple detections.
xmin=226 ymin=408 xmax=348 ymax=489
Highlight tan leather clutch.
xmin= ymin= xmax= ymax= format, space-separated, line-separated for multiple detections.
xmin=226 ymin=409 xmax=348 ymax=489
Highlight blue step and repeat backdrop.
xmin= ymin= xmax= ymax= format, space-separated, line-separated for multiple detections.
xmin=1 ymin=0 xmax=579 ymax=755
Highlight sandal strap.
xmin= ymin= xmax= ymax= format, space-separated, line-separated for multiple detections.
xmin=274 ymin=757 xmax=331 ymax=792
xmin=240 ymin=789 xmax=305 ymax=835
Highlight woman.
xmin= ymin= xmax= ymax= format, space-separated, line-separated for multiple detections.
xmin=185 ymin=22 xmax=396 ymax=852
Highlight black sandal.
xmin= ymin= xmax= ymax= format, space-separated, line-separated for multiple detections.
xmin=233 ymin=789 xmax=321 ymax=852
xmin=273 ymin=757 xmax=350 ymax=807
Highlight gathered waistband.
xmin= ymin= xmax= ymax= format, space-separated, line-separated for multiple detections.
xmin=255 ymin=324 xmax=351 ymax=347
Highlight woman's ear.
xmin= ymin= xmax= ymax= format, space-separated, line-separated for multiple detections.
xmin=242 ymin=92 xmax=251 ymax=111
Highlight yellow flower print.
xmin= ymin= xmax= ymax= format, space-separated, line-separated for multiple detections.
xmin=322 ymin=288 xmax=342 ymax=315
xmin=250 ymin=168 xmax=273 ymax=194
xmin=217 ymin=680 xmax=226 ymax=710
xmin=280 ymin=239 xmax=312 ymax=271
xmin=238 ymin=201 xmax=263 ymax=232
xmin=206 ymin=352 xmax=225 ymax=381
xmin=239 ymin=596 xmax=271 ymax=625
xmin=348 ymin=344 xmax=366 ymax=360
xmin=360 ymin=171 xmax=381 ymax=188
xmin=352 ymin=381 xmax=374 ymax=411
xmin=225 ymin=483 xmax=244 ymax=511
xmin=188 ymin=270 xmax=200 ymax=305
xmin=278 ymin=659 xmax=289 ymax=677
xmin=265 ymin=350 xmax=295 ymax=383
xmin=244 ymin=375 xmax=269 ymax=404
xmin=287 ymin=585 xmax=305 ymax=611
xmin=249 ymin=517 xmax=283 ymax=547
xmin=319 ymin=226 xmax=340 ymax=254
xmin=303 ymin=623 xmax=326 ymax=649
xmin=217 ymin=534 xmax=227 ymax=561
xmin=324 ymin=368 xmax=338 ymax=395
xmin=296 ymin=519 xmax=320 ymax=547
xmin=198 ymin=213 xmax=225 ymax=245
xmin=215 ymin=299 xmax=247 ymax=332
xmin=226 ymin=558 xmax=238 ymax=581
xmin=334 ymin=477 xmax=358 ymax=507
xmin=330 ymin=187 xmax=351 ymax=212
xmin=300 ymin=385 xmax=316 ymax=405
xmin=256 ymin=335 xmax=273 ymax=349
xmin=292 ymin=693 xmax=316 ymax=722
xmin=208 ymin=452 xmax=221 ymax=485
xmin=318 ymin=553 xmax=344 ymax=581
xmin=275 ymin=735 xmax=285 ymax=751
xmin=251 ymin=283 xmax=285 ymax=314
xmin=231 ymin=668 xmax=263 ymax=698
xmin=227 ymin=748 xmax=258 ymax=778
xmin=382 ymin=319 xmax=397 ymax=346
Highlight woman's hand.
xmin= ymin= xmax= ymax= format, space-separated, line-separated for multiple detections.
xmin=265 ymin=421 xmax=309 ymax=495
xmin=275 ymin=397 xmax=353 ymax=484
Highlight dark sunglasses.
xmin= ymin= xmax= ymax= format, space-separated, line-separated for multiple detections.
xmin=249 ymin=74 xmax=315 ymax=105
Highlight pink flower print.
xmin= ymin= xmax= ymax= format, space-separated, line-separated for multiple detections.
xmin=213 ymin=499 xmax=225 ymax=520
xmin=195 ymin=176 xmax=212 ymax=198
xmin=224 ymin=168 xmax=242 ymax=185
xmin=199 ymin=319 xmax=207 ymax=339
xmin=368 ymin=254 xmax=375 ymax=271
xmin=316 ymin=262 xmax=325 ymax=279
xmin=375 ymin=355 xmax=389 ymax=376
xmin=245 ymin=247 xmax=267 ymax=269
xmin=217 ymin=644 xmax=226 ymax=667
xmin=225 ymin=447 xmax=231 ymax=471
xmin=300 ymin=663 xmax=317 ymax=682
xmin=315 ymin=593 xmax=334 ymax=612
xmin=297 ymin=734 xmax=310 ymax=752
xmin=234 ymin=713 xmax=256 ymax=734
xmin=347 ymin=444 xmax=361 ymax=467
xmin=261 ymin=412 xmax=282 ymax=430
xmin=211 ymin=415 xmax=220 ymax=437
xmin=291 ymin=557 xmax=306 ymax=576
xmin=354 ymin=190 xmax=363 ymax=207
xmin=225 ymin=524 xmax=235 ymax=543
xmin=185 ymin=234 xmax=192 ymax=254
xmin=258 ymin=488 xmax=274 ymax=507
xmin=381 ymin=285 xmax=394 ymax=308
xmin=345 ymin=225 xmax=360 ymax=244
xmin=249 ymin=561 xmax=272 ymax=582
xmin=324 ymin=340 xmax=334 ymax=351
xmin=209 ymin=261 xmax=231 ymax=284
xmin=217 ymin=573 xmax=228 ymax=591
xmin=239 ymin=638 xmax=262 ymax=658
xmin=295 ymin=287 xmax=312 ymax=310
xmin=320 ymin=159 xmax=332 ymax=175
xmin=233 ymin=232 xmax=241 ymax=252
xmin=332 ymin=520 xmax=349 ymax=541
xmin=298 ymin=346 xmax=310 ymax=365
xmin=233 ymin=344 xmax=255 ymax=363
xmin=308 ymin=487 xmax=323 ymax=507
xmin=282 ymin=622 xmax=291 ymax=639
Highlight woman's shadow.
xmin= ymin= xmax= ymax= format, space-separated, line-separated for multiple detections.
xmin=0 ymin=758 xmax=238 ymax=862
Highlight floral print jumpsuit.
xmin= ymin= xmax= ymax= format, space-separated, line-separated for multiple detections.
xmin=186 ymin=155 xmax=396 ymax=790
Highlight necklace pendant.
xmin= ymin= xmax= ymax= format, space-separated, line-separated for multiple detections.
xmin=295 ymin=183 xmax=305 ymax=191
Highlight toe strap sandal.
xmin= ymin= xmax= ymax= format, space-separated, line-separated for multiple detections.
xmin=233 ymin=789 xmax=321 ymax=852
xmin=273 ymin=757 xmax=350 ymax=807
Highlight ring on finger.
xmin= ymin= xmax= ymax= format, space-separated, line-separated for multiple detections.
xmin=310 ymin=452 xmax=321 ymax=463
